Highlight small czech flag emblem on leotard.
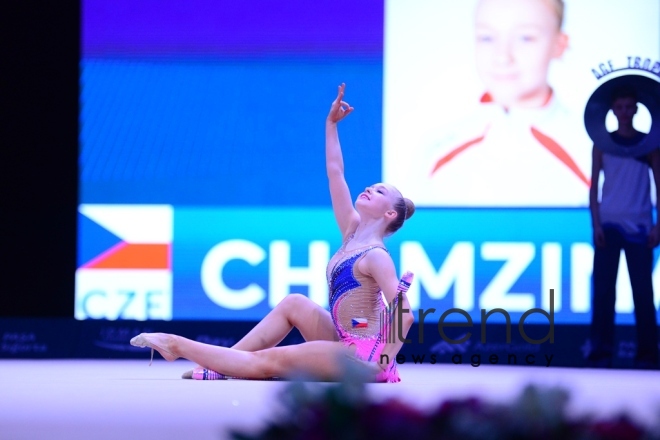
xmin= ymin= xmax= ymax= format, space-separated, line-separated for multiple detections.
xmin=352 ymin=318 xmax=368 ymax=328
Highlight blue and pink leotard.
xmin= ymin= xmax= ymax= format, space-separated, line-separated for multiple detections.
xmin=327 ymin=234 xmax=404 ymax=383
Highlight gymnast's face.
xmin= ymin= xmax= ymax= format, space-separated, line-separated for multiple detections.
xmin=356 ymin=183 xmax=399 ymax=219
xmin=474 ymin=0 xmax=567 ymax=108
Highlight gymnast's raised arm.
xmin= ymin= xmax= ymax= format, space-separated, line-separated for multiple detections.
xmin=326 ymin=83 xmax=360 ymax=239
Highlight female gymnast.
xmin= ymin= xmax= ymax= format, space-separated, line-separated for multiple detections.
xmin=130 ymin=84 xmax=416 ymax=382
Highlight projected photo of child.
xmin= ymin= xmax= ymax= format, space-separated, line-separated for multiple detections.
xmin=383 ymin=0 xmax=659 ymax=207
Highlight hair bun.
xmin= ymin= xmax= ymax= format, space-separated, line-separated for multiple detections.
xmin=404 ymin=198 xmax=415 ymax=220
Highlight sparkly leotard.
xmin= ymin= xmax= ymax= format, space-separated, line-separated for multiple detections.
xmin=327 ymin=234 xmax=401 ymax=383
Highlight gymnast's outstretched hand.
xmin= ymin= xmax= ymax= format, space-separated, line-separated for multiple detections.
xmin=327 ymin=83 xmax=354 ymax=123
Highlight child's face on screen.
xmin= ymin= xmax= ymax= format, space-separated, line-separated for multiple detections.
xmin=474 ymin=0 xmax=567 ymax=108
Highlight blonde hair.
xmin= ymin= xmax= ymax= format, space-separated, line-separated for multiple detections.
xmin=385 ymin=196 xmax=415 ymax=236
xmin=477 ymin=0 xmax=565 ymax=29
xmin=546 ymin=0 xmax=565 ymax=29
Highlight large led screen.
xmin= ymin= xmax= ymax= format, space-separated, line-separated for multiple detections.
xmin=77 ymin=0 xmax=660 ymax=325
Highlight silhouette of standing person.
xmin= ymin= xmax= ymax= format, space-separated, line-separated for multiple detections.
xmin=587 ymin=86 xmax=660 ymax=369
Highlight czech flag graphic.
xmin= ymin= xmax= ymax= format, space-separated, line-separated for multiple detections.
xmin=75 ymin=205 xmax=174 ymax=320
xmin=78 ymin=205 xmax=173 ymax=270
xmin=352 ymin=318 xmax=368 ymax=329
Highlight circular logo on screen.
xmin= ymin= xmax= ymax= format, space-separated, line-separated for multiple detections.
xmin=584 ymin=74 xmax=660 ymax=157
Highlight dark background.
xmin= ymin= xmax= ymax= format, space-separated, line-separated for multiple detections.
xmin=1 ymin=2 xmax=79 ymax=317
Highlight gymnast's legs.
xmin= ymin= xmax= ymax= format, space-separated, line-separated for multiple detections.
xmin=177 ymin=293 xmax=338 ymax=378
xmin=232 ymin=293 xmax=338 ymax=351
xmin=131 ymin=333 xmax=367 ymax=381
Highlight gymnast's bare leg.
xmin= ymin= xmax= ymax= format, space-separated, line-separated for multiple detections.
xmin=180 ymin=294 xmax=338 ymax=377
xmin=131 ymin=333 xmax=367 ymax=381
xmin=232 ymin=293 xmax=338 ymax=351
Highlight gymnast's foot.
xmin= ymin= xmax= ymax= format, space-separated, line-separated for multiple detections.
xmin=130 ymin=333 xmax=179 ymax=365
xmin=182 ymin=363 xmax=203 ymax=379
